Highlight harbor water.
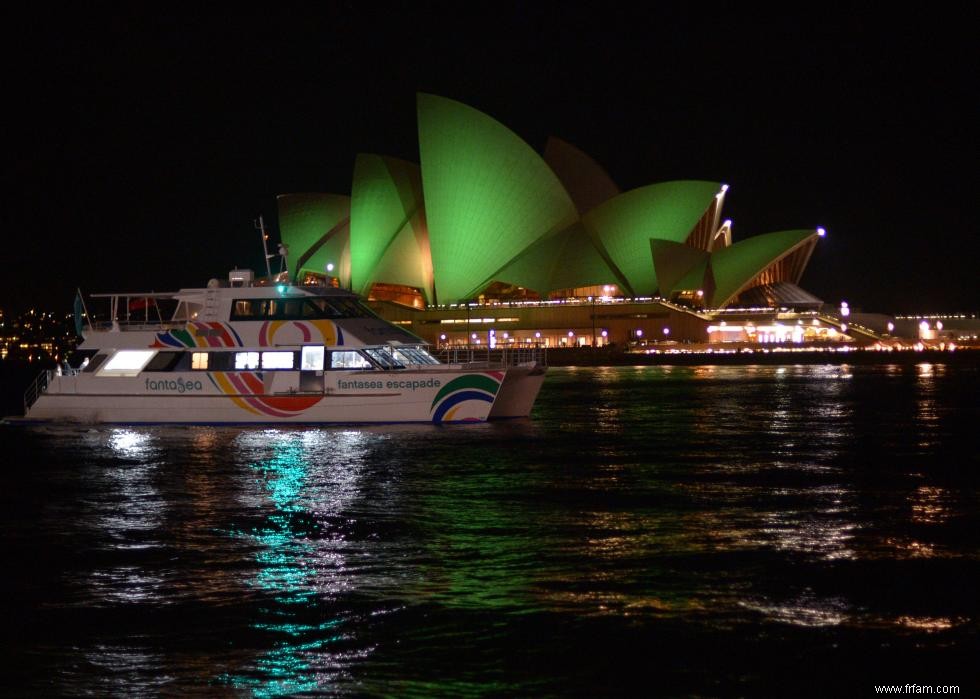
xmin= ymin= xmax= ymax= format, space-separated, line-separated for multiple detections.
xmin=1 ymin=363 xmax=977 ymax=696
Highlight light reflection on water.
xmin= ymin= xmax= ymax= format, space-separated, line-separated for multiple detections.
xmin=739 ymin=591 xmax=851 ymax=627
xmin=910 ymin=485 xmax=951 ymax=525
xmin=80 ymin=428 xmax=167 ymax=611
xmin=219 ymin=431 xmax=376 ymax=696
xmin=3 ymin=363 xmax=977 ymax=695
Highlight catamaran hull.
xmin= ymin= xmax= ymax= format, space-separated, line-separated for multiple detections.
xmin=488 ymin=364 xmax=546 ymax=419
xmin=23 ymin=365 xmax=545 ymax=425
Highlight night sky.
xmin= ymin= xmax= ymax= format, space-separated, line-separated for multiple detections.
xmin=4 ymin=5 xmax=976 ymax=315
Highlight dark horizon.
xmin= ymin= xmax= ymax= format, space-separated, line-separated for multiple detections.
xmin=4 ymin=6 xmax=976 ymax=316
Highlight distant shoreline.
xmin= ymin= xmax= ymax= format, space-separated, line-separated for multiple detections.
xmin=543 ymin=347 xmax=979 ymax=367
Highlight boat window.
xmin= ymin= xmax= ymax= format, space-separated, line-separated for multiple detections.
xmin=335 ymin=298 xmax=379 ymax=318
xmin=261 ymin=351 xmax=295 ymax=370
xmin=231 ymin=300 xmax=271 ymax=319
xmin=230 ymin=296 xmax=376 ymax=320
xmin=298 ymin=297 xmax=372 ymax=319
xmin=271 ymin=300 xmax=304 ymax=318
xmin=98 ymin=350 xmax=157 ymax=377
xmin=209 ymin=353 xmax=234 ymax=371
xmin=83 ymin=354 xmax=108 ymax=373
xmin=359 ymin=301 xmax=380 ymax=318
xmin=363 ymin=347 xmax=405 ymax=369
xmin=144 ymin=351 xmax=182 ymax=372
xmin=328 ymin=351 xmax=372 ymax=369
xmin=304 ymin=298 xmax=342 ymax=318
xmin=301 ymin=346 xmax=324 ymax=371
xmin=172 ymin=301 xmax=191 ymax=321
xmin=235 ymin=351 xmax=260 ymax=370
xmin=306 ymin=297 xmax=376 ymax=319
xmin=302 ymin=300 xmax=326 ymax=318
xmin=191 ymin=352 xmax=209 ymax=370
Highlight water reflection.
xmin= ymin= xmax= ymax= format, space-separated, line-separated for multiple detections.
xmin=915 ymin=364 xmax=942 ymax=451
xmin=894 ymin=615 xmax=958 ymax=631
xmin=910 ymin=485 xmax=951 ymax=525
xmin=740 ymin=592 xmax=850 ymax=627
xmin=80 ymin=645 xmax=172 ymax=695
xmin=881 ymin=537 xmax=937 ymax=558
xmin=100 ymin=429 xmax=166 ymax=538
xmin=759 ymin=508 xmax=858 ymax=560
xmin=221 ymin=430 xmax=370 ymax=696
xmin=8 ymin=364 xmax=975 ymax=695
xmin=85 ymin=429 xmax=166 ymax=606
xmin=74 ymin=429 xmax=170 ymax=690
xmin=108 ymin=428 xmax=154 ymax=458
xmin=87 ymin=567 xmax=166 ymax=605
xmin=414 ymin=472 xmax=537 ymax=612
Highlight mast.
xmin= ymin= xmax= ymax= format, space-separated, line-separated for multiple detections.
xmin=255 ymin=215 xmax=273 ymax=280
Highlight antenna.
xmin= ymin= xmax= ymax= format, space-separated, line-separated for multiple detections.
xmin=255 ymin=215 xmax=273 ymax=279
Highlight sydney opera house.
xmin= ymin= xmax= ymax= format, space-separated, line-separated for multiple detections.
xmin=276 ymin=94 xmax=857 ymax=348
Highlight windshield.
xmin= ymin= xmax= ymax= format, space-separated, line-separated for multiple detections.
xmin=363 ymin=347 xmax=405 ymax=369
xmin=392 ymin=346 xmax=440 ymax=365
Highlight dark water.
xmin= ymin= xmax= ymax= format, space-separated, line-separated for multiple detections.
xmin=2 ymin=364 xmax=978 ymax=697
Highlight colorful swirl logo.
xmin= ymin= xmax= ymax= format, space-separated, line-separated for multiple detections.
xmin=259 ymin=320 xmax=341 ymax=347
xmin=208 ymin=371 xmax=323 ymax=417
xmin=151 ymin=322 xmax=243 ymax=348
xmin=429 ymin=372 xmax=502 ymax=423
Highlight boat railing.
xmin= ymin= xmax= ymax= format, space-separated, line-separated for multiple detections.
xmin=92 ymin=319 xmax=188 ymax=331
xmin=435 ymin=345 xmax=547 ymax=367
xmin=24 ymin=370 xmax=52 ymax=413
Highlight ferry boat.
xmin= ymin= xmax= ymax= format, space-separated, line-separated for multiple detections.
xmin=21 ymin=270 xmax=546 ymax=424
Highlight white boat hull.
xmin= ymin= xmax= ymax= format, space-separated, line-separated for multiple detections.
xmin=24 ymin=364 xmax=545 ymax=425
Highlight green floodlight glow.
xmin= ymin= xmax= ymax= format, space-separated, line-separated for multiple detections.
xmin=709 ymin=229 xmax=819 ymax=307
xmin=650 ymin=238 xmax=710 ymax=296
xmin=350 ymin=154 xmax=431 ymax=299
xmin=484 ymin=222 xmax=625 ymax=296
xmin=417 ymin=93 xmax=578 ymax=302
xmin=277 ymin=193 xmax=351 ymax=286
xmin=270 ymin=95 xmax=823 ymax=309
xmin=582 ymin=180 xmax=722 ymax=296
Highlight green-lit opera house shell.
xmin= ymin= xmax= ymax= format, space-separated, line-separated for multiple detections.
xmin=277 ymin=93 xmax=823 ymax=311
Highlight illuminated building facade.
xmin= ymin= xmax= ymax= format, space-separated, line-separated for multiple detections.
xmin=278 ymin=94 xmax=831 ymax=347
